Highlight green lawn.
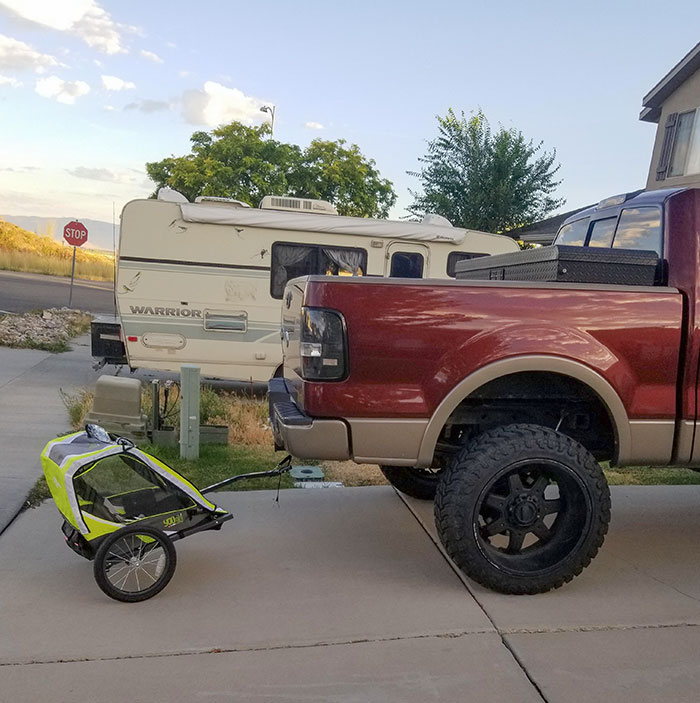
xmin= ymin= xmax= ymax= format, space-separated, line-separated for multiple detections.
xmin=604 ymin=465 xmax=700 ymax=485
xmin=140 ymin=443 xmax=295 ymax=493
xmin=25 ymin=442 xmax=700 ymax=513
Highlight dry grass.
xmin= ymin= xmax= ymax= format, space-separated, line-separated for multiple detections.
xmin=60 ymin=388 xmax=95 ymax=429
xmin=322 ymin=461 xmax=387 ymax=487
xmin=141 ymin=385 xmax=272 ymax=445
xmin=0 ymin=219 xmax=114 ymax=281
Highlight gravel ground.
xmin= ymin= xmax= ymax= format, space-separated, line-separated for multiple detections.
xmin=0 ymin=308 xmax=91 ymax=352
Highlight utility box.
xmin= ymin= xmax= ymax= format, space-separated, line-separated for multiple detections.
xmin=85 ymin=376 xmax=147 ymax=439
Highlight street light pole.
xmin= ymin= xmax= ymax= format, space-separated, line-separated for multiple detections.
xmin=260 ymin=104 xmax=275 ymax=137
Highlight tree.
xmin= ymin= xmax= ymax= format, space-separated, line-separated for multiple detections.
xmin=288 ymin=139 xmax=396 ymax=218
xmin=146 ymin=123 xmax=396 ymax=218
xmin=408 ymin=109 xmax=564 ymax=233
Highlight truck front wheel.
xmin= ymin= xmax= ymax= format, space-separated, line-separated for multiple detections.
xmin=380 ymin=466 xmax=442 ymax=500
xmin=434 ymin=424 xmax=610 ymax=594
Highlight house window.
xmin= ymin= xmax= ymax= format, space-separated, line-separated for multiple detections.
xmin=612 ymin=207 xmax=662 ymax=256
xmin=668 ymin=109 xmax=700 ymax=178
xmin=555 ymin=217 xmax=590 ymax=246
xmin=587 ymin=218 xmax=617 ymax=248
xmin=446 ymin=251 xmax=488 ymax=277
xmin=270 ymin=242 xmax=367 ymax=299
xmin=389 ymin=251 xmax=424 ymax=278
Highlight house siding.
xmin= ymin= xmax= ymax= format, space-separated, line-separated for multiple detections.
xmin=646 ymin=68 xmax=700 ymax=190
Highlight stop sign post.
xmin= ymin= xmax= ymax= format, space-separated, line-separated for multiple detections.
xmin=63 ymin=220 xmax=88 ymax=307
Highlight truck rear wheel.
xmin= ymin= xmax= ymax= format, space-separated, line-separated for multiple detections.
xmin=434 ymin=424 xmax=610 ymax=594
xmin=380 ymin=466 xmax=442 ymax=500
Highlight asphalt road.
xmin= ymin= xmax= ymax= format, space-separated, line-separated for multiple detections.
xmin=0 ymin=269 xmax=116 ymax=314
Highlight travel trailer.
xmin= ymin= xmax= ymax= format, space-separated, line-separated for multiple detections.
xmin=92 ymin=190 xmax=519 ymax=382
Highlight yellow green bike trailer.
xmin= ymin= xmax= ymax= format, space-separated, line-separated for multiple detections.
xmin=41 ymin=424 xmax=291 ymax=602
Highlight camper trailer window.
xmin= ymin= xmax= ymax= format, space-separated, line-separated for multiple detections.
xmin=446 ymin=252 xmax=488 ymax=277
xmin=390 ymin=251 xmax=424 ymax=278
xmin=270 ymin=242 xmax=367 ymax=298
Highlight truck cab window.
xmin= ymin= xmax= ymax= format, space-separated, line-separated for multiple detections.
xmin=612 ymin=207 xmax=662 ymax=256
xmin=555 ymin=218 xmax=590 ymax=246
xmin=390 ymin=252 xmax=424 ymax=278
xmin=587 ymin=218 xmax=617 ymax=248
xmin=270 ymin=243 xmax=367 ymax=299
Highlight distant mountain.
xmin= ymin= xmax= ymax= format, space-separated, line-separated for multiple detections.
xmin=0 ymin=215 xmax=119 ymax=252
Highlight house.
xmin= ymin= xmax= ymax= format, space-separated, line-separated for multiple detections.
xmin=508 ymin=206 xmax=592 ymax=245
xmin=642 ymin=41 xmax=700 ymax=189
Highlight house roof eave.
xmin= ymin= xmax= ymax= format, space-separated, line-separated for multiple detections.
xmin=641 ymin=42 xmax=700 ymax=123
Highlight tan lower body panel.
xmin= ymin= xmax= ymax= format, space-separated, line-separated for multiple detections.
xmin=347 ymin=418 xmax=429 ymax=466
xmin=674 ymin=420 xmax=700 ymax=467
xmin=618 ymin=420 xmax=676 ymax=466
xmin=279 ymin=419 xmax=351 ymax=461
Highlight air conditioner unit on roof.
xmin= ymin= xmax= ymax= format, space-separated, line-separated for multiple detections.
xmin=260 ymin=195 xmax=338 ymax=215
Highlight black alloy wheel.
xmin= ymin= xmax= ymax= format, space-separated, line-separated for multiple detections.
xmin=435 ymin=424 xmax=610 ymax=594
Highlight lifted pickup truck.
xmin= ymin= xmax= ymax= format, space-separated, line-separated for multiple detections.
xmin=270 ymin=186 xmax=699 ymax=595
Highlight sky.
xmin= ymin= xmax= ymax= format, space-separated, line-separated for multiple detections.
xmin=1 ymin=0 xmax=700 ymax=225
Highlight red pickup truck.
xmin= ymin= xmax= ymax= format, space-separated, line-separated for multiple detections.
xmin=270 ymin=186 xmax=699 ymax=595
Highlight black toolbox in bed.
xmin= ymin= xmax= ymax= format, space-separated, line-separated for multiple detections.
xmin=454 ymin=245 xmax=659 ymax=286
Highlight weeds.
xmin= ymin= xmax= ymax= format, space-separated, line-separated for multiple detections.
xmin=60 ymin=388 xmax=94 ymax=429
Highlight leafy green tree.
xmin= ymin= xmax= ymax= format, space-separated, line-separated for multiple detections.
xmin=288 ymin=139 xmax=396 ymax=218
xmin=146 ymin=123 xmax=396 ymax=218
xmin=408 ymin=109 xmax=564 ymax=232
xmin=146 ymin=122 xmax=301 ymax=205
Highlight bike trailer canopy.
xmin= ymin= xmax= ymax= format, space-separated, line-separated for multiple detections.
xmin=41 ymin=430 xmax=224 ymax=541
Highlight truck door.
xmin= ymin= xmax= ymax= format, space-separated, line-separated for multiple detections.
xmin=385 ymin=242 xmax=431 ymax=278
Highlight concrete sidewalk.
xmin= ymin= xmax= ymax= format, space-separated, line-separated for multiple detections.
xmin=2 ymin=485 xmax=700 ymax=701
xmin=0 ymin=336 xmax=102 ymax=534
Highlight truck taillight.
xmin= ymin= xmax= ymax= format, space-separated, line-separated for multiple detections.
xmin=300 ymin=307 xmax=347 ymax=381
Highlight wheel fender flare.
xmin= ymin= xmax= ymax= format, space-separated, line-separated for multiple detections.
xmin=416 ymin=355 xmax=631 ymax=466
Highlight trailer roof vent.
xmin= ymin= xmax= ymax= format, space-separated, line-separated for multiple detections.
xmin=194 ymin=196 xmax=251 ymax=208
xmin=260 ymin=195 xmax=338 ymax=215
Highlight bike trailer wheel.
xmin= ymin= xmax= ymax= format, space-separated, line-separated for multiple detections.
xmin=93 ymin=525 xmax=177 ymax=602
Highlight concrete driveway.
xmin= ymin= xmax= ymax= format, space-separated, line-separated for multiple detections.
xmin=2 ymin=485 xmax=700 ymax=702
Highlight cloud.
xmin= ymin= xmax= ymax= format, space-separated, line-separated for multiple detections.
xmin=140 ymin=49 xmax=163 ymax=63
xmin=0 ymin=74 xmax=21 ymax=87
xmin=66 ymin=166 xmax=123 ymax=182
xmin=0 ymin=33 xmax=58 ymax=73
xmin=0 ymin=1 xmax=127 ymax=54
xmin=101 ymin=74 xmax=134 ymax=91
xmin=305 ymin=121 xmax=324 ymax=130
xmin=72 ymin=2 xmax=125 ymax=54
xmin=0 ymin=165 xmax=39 ymax=172
xmin=124 ymin=98 xmax=171 ymax=114
xmin=177 ymin=69 xmax=191 ymax=79
xmin=181 ymin=81 xmax=266 ymax=127
xmin=35 ymin=75 xmax=90 ymax=104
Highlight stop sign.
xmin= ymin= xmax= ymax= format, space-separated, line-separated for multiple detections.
xmin=63 ymin=220 xmax=88 ymax=247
